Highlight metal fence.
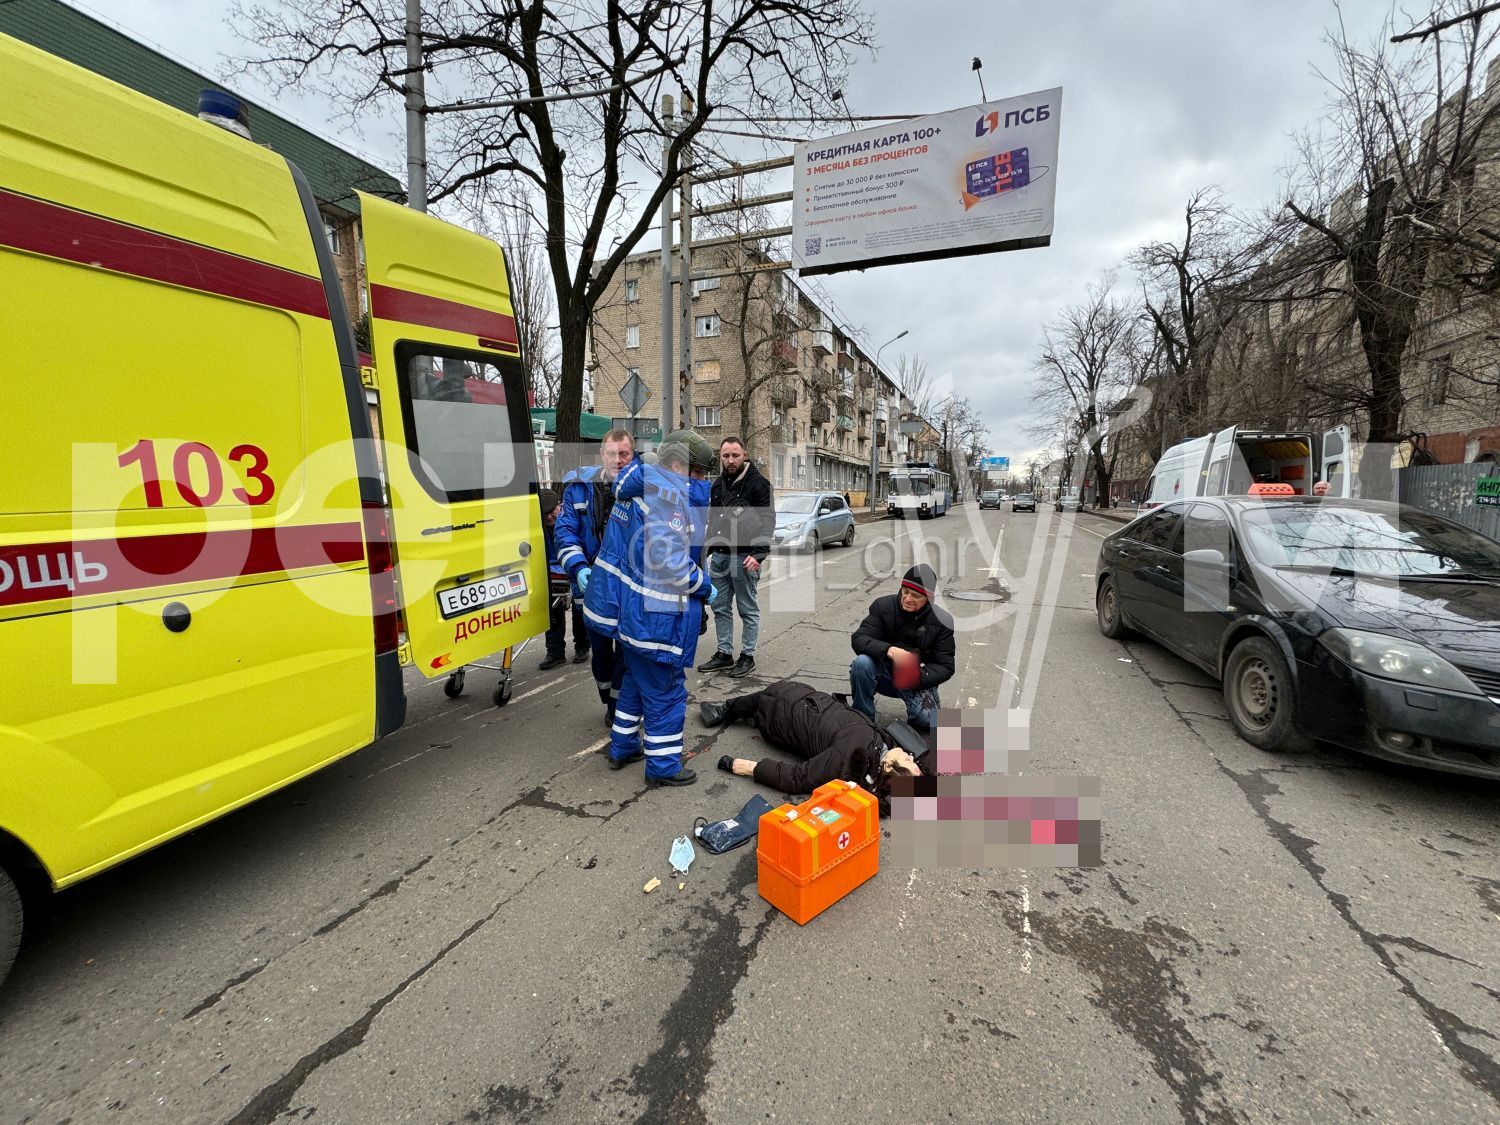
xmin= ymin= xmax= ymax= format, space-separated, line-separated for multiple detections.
xmin=1397 ymin=463 xmax=1500 ymax=541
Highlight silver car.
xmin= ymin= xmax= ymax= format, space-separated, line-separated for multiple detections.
xmin=773 ymin=491 xmax=856 ymax=552
xmin=1056 ymin=493 xmax=1082 ymax=513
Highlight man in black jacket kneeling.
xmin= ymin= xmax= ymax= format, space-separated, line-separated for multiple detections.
xmin=848 ymin=563 xmax=955 ymax=730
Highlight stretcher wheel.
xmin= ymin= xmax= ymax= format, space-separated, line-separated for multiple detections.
xmin=444 ymin=669 xmax=466 ymax=698
xmin=493 ymin=678 xmax=513 ymax=707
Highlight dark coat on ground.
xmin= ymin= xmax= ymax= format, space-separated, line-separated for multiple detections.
xmin=850 ymin=565 xmax=956 ymax=690
xmin=749 ymin=681 xmax=888 ymax=799
xmin=705 ymin=461 xmax=774 ymax=562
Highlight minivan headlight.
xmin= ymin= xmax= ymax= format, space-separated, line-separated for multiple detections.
xmin=1319 ymin=628 xmax=1481 ymax=694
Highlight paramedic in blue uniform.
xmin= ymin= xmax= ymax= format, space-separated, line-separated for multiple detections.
xmin=584 ymin=430 xmax=715 ymax=787
xmin=556 ymin=429 xmax=635 ymax=722
xmin=537 ymin=489 xmax=588 ymax=670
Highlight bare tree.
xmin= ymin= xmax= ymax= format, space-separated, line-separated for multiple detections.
xmin=895 ymin=352 xmax=936 ymax=420
xmin=1272 ymin=0 xmax=1500 ymax=492
xmin=233 ymin=0 xmax=873 ymax=456
xmin=1132 ymin=188 xmax=1257 ymax=443
xmin=484 ymin=206 xmax=560 ymax=405
xmin=1031 ymin=277 xmax=1137 ymax=504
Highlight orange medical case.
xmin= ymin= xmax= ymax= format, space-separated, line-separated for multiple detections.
xmin=757 ymin=780 xmax=880 ymax=924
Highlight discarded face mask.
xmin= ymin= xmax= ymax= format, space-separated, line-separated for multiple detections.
xmin=693 ymin=794 xmax=774 ymax=855
xmin=669 ymin=835 xmax=696 ymax=874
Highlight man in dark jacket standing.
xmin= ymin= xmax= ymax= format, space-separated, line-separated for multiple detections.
xmin=698 ymin=437 xmax=774 ymax=679
xmin=849 ymin=563 xmax=954 ymax=730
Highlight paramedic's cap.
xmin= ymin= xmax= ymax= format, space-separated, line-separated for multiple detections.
xmin=538 ymin=488 xmax=560 ymax=516
xmin=658 ymin=430 xmax=716 ymax=473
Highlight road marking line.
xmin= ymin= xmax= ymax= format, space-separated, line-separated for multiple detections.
xmin=571 ymin=736 xmax=610 ymax=759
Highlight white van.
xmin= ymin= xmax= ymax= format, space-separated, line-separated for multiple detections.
xmin=1143 ymin=425 xmax=1351 ymax=508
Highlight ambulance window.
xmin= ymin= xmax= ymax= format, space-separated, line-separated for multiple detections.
xmin=396 ymin=343 xmax=532 ymax=502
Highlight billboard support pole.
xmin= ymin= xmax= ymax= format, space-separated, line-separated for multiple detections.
xmin=659 ymin=94 xmax=676 ymax=441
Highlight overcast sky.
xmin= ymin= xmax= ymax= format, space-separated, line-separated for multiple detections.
xmin=72 ymin=0 xmax=1406 ymax=467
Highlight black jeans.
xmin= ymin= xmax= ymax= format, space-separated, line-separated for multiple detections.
xmin=546 ymin=596 xmax=587 ymax=659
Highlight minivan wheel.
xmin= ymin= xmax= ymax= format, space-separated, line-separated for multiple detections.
xmin=1096 ymin=576 xmax=1132 ymax=640
xmin=1223 ymin=637 xmax=1313 ymax=754
xmin=0 ymin=865 xmax=23 ymax=992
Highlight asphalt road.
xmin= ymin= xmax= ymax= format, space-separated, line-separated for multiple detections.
xmin=2 ymin=504 xmax=1496 ymax=1124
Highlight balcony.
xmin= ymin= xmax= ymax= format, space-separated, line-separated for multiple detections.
xmin=810 ymin=402 xmax=832 ymax=424
xmin=810 ymin=328 xmax=834 ymax=357
xmin=769 ymin=379 xmax=798 ymax=407
xmin=837 ymin=392 xmax=854 ymax=414
xmin=836 ymin=414 xmax=854 ymax=432
xmin=836 ymin=350 xmax=856 ymax=372
xmin=772 ymin=339 xmax=799 ymax=366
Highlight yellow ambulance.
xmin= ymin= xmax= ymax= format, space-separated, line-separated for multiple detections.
xmin=0 ymin=33 xmax=546 ymax=985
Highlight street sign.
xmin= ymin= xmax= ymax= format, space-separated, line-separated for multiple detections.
xmin=619 ymin=373 xmax=650 ymax=417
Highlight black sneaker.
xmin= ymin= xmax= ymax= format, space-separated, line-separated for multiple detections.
xmin=717 ymin=755 xmax=735 ymax=774
xmin=728 ymin=654 xmax=756 ymax=679
xmin=539 ymin=653 xmax=565 ymax=671
xmin=697 ymin=651 xmax=735 ymax=673
xmin=699 ymin=700 xmax=729 ymax=727
xmin=647 ymin=769 xmax=698 ymax=788
xmin=572 ymin=649 xmax=590 ymax=664
xmin=608 ymin=749 xmax=644 ymax=770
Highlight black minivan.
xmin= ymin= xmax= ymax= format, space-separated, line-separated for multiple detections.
xmin=1095 ymin=497 xmax=1500 ymax=778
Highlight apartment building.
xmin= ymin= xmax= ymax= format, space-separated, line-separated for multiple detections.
xmin=589 ymin=245 xmax=929 ymax=499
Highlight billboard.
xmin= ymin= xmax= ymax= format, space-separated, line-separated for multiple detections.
xmin=981 ymin=456 xmax=1010 ymax=471
xmin=792 ymin=87 xmax=1062 ymax=276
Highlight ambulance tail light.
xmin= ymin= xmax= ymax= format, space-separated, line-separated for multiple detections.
xmin=362 ymin=501 xmax=400 ymax=655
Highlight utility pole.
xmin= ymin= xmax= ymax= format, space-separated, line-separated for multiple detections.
xmin=404 ymin=0 xmax=427 ymax=212
xmin=659 ymin=94 xmax=677 ymax=440
xmin=871 ymin=329 xmax=908 ymax=514
xmin=678 ymin=93 xmax=694 ymax=432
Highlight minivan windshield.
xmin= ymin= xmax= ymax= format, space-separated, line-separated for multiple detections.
xmin=1239 ymin=503 xmax=1500 ymax=578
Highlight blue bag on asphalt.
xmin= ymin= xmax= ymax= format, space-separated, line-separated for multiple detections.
xmin=693 ymin=794 xmax=774 ymax=855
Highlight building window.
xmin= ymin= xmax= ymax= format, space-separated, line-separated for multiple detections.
xmin=1431 ymin=354 xmax=1451 ymax=406
xmin=322 ymin=216 xmax=342 ymax=254
xmin=692 ymin=276 xmax=721 ymax=296
xmin=696 ymin=405 xmax=721 ymax=427
xmin=625 ymin=279 xmax=639 ymax=303
xmin=695 ymin=314 xmax=721 ymax=338
xmin=626 ymin=324 xmax=641 ymax=349
xmin=696 ymin=359 xmax=721 ymax=383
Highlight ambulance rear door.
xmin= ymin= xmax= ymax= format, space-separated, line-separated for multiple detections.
xmin=1321 ymin=425 xmax=1352 ymax=497
xmin=1202 ymin=425 xmax=1239 ymax=496
xmin=357 ymin=193 xmax=546 ymax=677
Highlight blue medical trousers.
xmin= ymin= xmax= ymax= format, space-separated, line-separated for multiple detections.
xmin=610 ymin=648 xmax=688 ymax=779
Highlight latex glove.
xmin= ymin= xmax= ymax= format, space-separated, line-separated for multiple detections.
xmin=576 ymin=566 xmax=592 ymax=594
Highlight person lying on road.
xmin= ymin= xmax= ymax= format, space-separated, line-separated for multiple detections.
xmin=700 ymin=679 xmax=924 ymax=815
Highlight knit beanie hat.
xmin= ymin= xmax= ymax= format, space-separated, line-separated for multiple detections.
xmin=538 ymin=488 xmax=560 ymax=516
xmin=900 ymin=563 xmax=937 ymax=600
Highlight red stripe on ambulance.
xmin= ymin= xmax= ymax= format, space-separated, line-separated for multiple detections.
xmin=0 ymin=188 xmax=330 ymax=319
xmin=0 ymin=523 xmax=364 ymax=609
xmin=370 ymin=284 xmax=519 ymax=349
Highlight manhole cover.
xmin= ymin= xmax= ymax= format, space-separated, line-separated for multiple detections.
xmin=947 ymin=586 xmax=1010 ymax=603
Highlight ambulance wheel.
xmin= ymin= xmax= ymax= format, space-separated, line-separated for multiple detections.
xmin=444 ymin=669 xmax=466 ymax=698
xmin=493 ymin=680 xmax=513 ymax=707
xmin=0 ymin=866 xmax=22 ymax=992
